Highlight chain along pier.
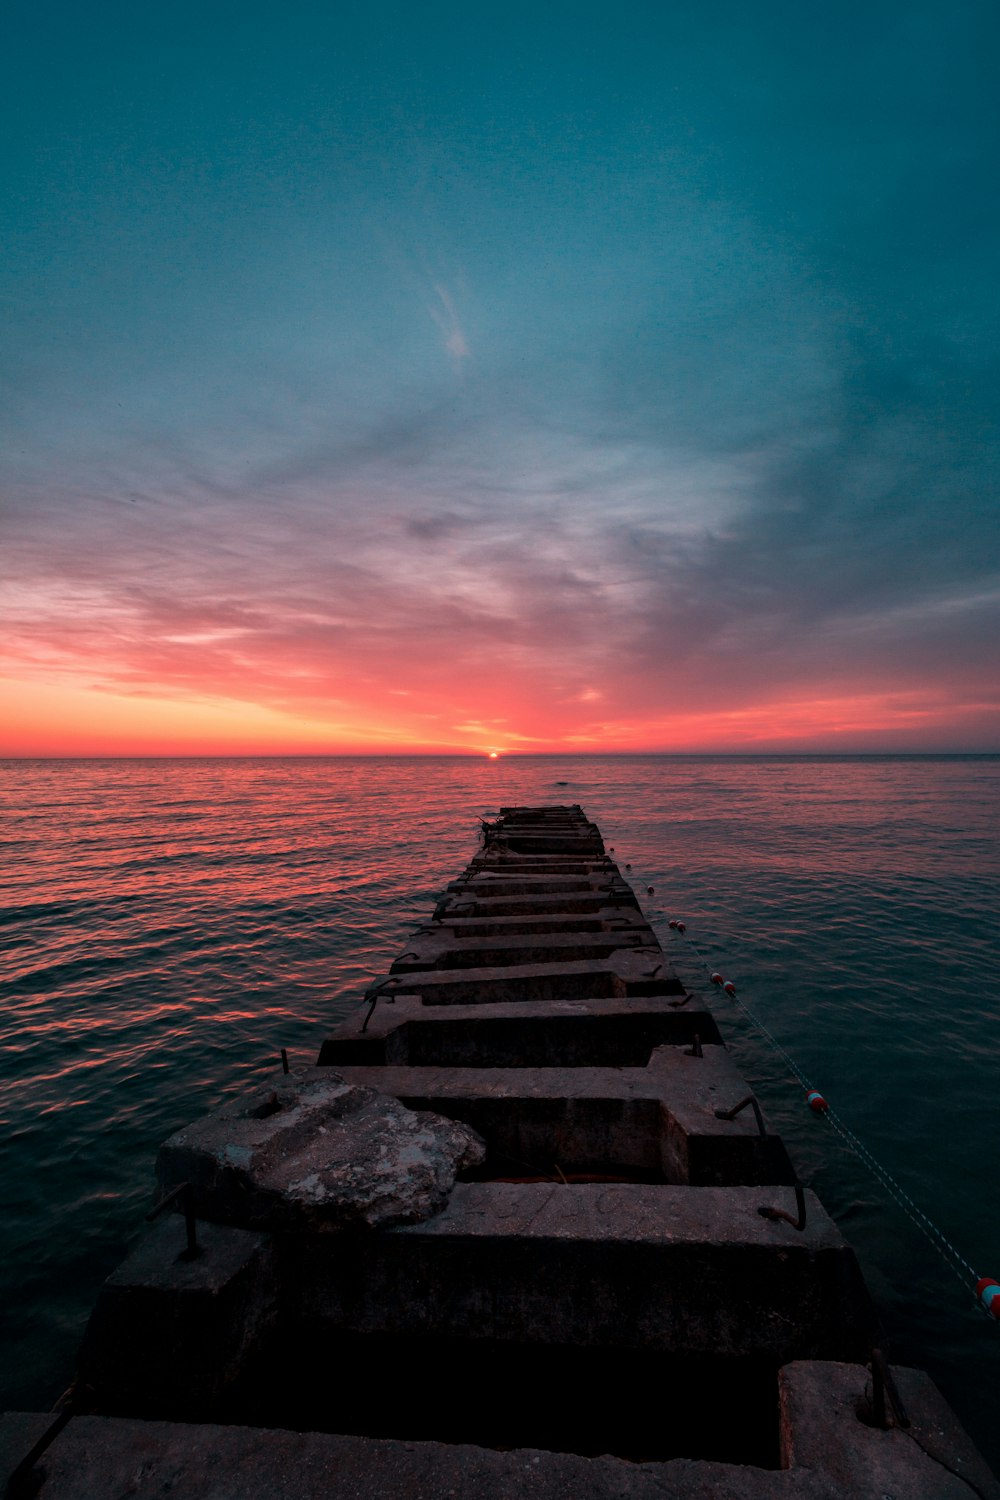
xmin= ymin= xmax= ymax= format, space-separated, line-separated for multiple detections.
xmin=3 ymin=806 xmax=998 ymax=1498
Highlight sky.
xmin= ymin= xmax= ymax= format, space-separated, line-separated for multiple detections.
xmin=3 ymin=1 xmax=999 ymax=755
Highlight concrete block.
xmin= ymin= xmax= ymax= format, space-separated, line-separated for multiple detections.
xmin=780 ymin=1360 xmax=1000 ymax=1498
xmin=319 ymin=995 xmax=720 ymax=1068
xmin=446 ymin=875 xmax=609 ymax=897
xmin=390 ymin=928 xmax=652 ymax=973
xmin=436 ymin=889 xmax=638 ymax=918
xmin=77 ymin=1217 xmax=275 ymax=1418
xmin=472 ymin=859 xmax=612 ymax=874
xmin=376 ymin=952 xmax=684 ymax=1006
xmin=7 ymin=1399 xmax=997 ymax=1498
xmin=287 ymin=1182 xmax=876 ymax=1362
xmin=156 ymin=1067 xmax=484 ymax=1232
xmin=646 ymin=1046 xmax=796 ymax=1185
xmin=333 ymin=1049 xmax=794 ymax=1186
xmin=497 ymin=836 xmax=606 ymax=856
xmin=0 ymin=1414 xmax=808 ymax=1499
xmin=497 ymin=803 xmax=586 ymax=814
xmin=335 ymin=1063 xmax=667 ymax=1178
xmin=431 ymin=909 xmax=653 ymax=938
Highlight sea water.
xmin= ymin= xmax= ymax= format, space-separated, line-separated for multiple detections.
xmin=2 ymin=754 xmax=999 ymax=1461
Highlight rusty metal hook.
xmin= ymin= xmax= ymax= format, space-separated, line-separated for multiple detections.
xmin=758 ymin=1182 xmax=807 ymax=1231
xmin=868 ymin=1348 xmax=910 ymax=1430
xmin=360 ymin=976 xmax=402 ymax=1032
xmin=715 ymin=1094 xmax=767 ymax=1137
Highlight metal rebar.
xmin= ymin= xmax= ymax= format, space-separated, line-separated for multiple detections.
xmin=146 ymin=1182 xmax=202 ymax=1260
xmin=715 ymin=1094 xmax=766 ymax=1137
xmin=871 ymin=1348 xmax=910 ymax=1429
xmin=758 ymin=1182 xmax=808 ymax=1231
xmin=360 ymin=976 xmax=402 ymax=1032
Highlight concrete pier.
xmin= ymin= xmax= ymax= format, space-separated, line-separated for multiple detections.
xmin=4 ymin=805 xmax=997 ymax=1498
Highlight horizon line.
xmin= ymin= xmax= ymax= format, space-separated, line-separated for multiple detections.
xmin=3 ymin=750 xmax=999 ymax=762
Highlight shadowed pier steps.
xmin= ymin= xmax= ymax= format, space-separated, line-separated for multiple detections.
xmin=4 ymin=805 xmax=997 ymax=1499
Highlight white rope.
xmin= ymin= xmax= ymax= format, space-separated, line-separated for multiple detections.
xmin=663 ymin=920 xmax=991 ymax=1309
xmin=617 ymin=857 xmax=994 ymax=1319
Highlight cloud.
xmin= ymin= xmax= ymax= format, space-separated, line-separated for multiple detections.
xmin=428 ymin=283 xmax=470 ymax=368
xmin=4 ymin=300 xmax=999 ymax=752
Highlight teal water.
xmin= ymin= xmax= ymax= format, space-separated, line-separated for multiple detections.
xmin=2 ymin=755 xmax=999 ymax=1461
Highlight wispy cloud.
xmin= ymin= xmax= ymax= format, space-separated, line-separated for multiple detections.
xmin=428 ymin=282 xmax=470 ymax=368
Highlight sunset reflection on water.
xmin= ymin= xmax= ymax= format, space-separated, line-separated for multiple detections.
xmin=1 ymin=753 xmax=999 ymax=1464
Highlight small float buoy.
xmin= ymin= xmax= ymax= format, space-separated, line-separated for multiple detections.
xmin=807 ymin=1091 xmax=829 ymax=1113
xmin=625 ymin=863 xmax=631 ymax=870
xmin=723 ymin=980 xmax=737 ymax=996
xmin=676 ymin=921 xmax=686 ymax=933
xmin=647 ymin=886 xmax=654 ymax=895
xmin=976 ymin=1278 xmax=1000 ymax=1318
xmin=669 ymin=919 xmax=677 ymax=929
xmin=711 ymin=971 xmax=724 ymax=985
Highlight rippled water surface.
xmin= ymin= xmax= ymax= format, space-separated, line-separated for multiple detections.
xmin=2 ymin=755 xmax=999 ymax=1462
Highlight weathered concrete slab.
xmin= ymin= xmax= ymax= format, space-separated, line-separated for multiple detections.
xmin=496 ymin=807 xmax=601 ymax=836
xmin=285 ymin=1182 xmax=875 ymax=1362
xmin=0 ymin=1412 xmax=795 ymax=1499
xmin=6 ymin=1380 xmax=995 ymax=1500
xmin=494 ymin=821 xmax=599 ymax=833
xmin=77 ymin=1217 xmax=276 ymax=1417
xmin=476 ymin=823 xmax=608 ymax=837
xmin=390 ymin=928 xmax=654 ymax=973
xmin=319 ymin=994 xmax=719 ymax=1067
xmin=445 ymin=875 xmax=614 ymax=897
xmin=465 ymin=868 xmax=615 ymax=882
xmin=470 ymin=859 xmax=613 ymax=873
xmin=779 ymin=1360 xmax=1000 ymax=1498
xmin=496 ymin=831 xmax=601 ymax=838
xmin=429 ymin=908 xmax=653 ymax=938
xmin=335 ymin=1062 xmax=666 ymax=1177
xmin=497 ymin=836 xmax=606 ymax=856
xmin=373 ymin=952 xmax=683 ymax=1006
xmin=334 ymin=1046 xmax=794 ymax=1185
xmin=452 ymin=864 xmax=626 ymax=883
xmin=497 ymin=803 xmax=588 ymax=813
xmin=437 ymin=889 xmax=639 ymax=918
xmin=647 ymin=1046 xmax=797 ymax=1185
xmin=156 ymin=1067 xmax=484 ymax=1232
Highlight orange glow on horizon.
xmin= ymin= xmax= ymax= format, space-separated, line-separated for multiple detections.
xmin=2 ymin=669 xmax=997 ymax=757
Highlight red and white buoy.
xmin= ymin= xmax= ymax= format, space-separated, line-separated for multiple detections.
xmin=976 ymin=1278 xmax=1000 ymax=1318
